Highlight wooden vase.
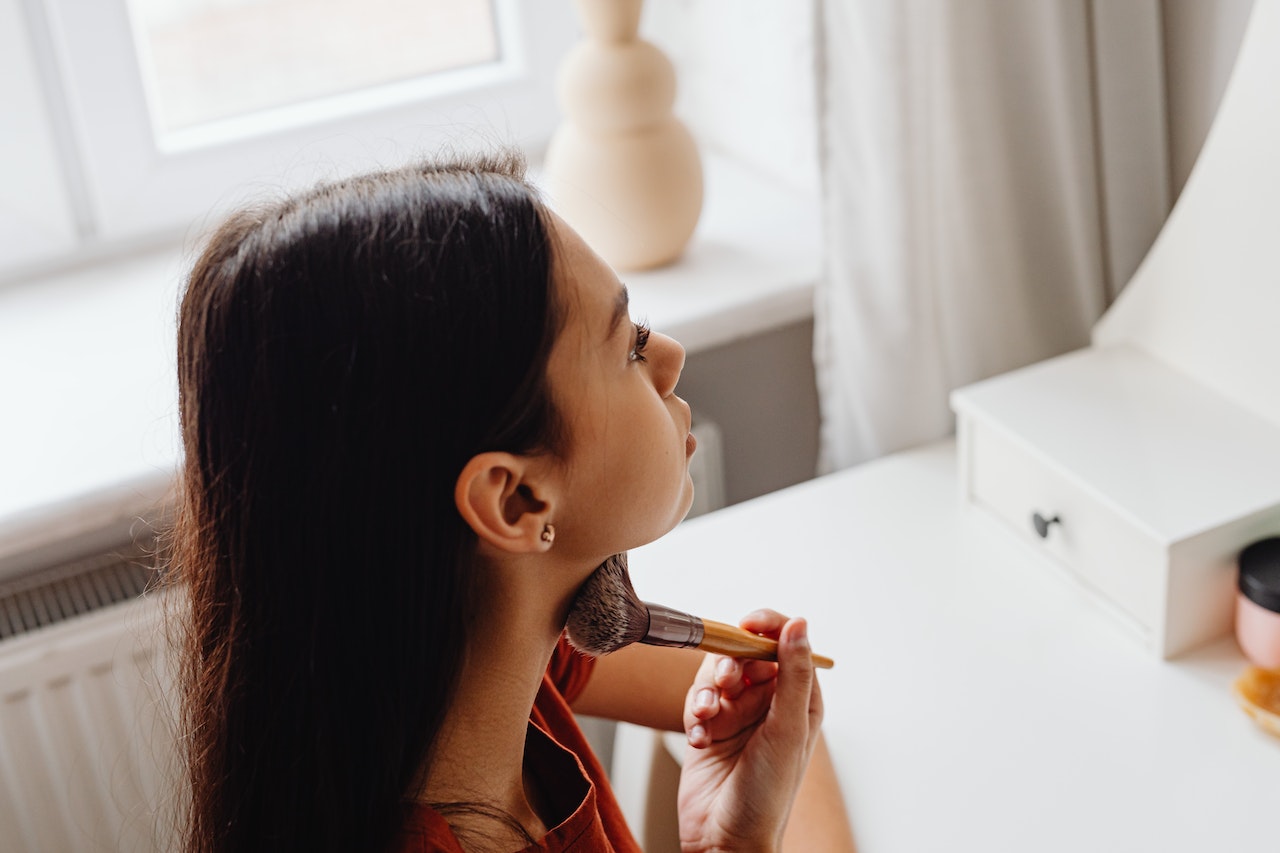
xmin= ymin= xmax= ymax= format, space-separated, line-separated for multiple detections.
xmin=543 ymin=0 xmax=703 ymax=271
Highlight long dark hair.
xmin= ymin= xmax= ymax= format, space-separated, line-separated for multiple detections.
xmin=171 ymin=152 xmax=563 ymax=852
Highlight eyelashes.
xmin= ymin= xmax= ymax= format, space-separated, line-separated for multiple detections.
xmin=628 ymin=320 xmax=651 ymax=363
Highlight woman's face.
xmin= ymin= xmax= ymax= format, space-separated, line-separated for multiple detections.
xmin=544 ymin=214 xmax=696 ymax=563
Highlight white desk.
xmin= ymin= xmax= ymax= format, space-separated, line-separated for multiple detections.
xmin=629 ymin=440 xmax=1280 ymax=852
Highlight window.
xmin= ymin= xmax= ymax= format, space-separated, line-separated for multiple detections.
xmin=2 ymin=0 xmax=78 ymax=272
xmin=5 ymin=0 xmax=576 ymax=273
xmin=130 ymin=0 xmax=502 ymax=139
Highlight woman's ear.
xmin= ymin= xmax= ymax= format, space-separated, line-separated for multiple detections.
xmin=454 ymin=452 xmax=556 ymax=553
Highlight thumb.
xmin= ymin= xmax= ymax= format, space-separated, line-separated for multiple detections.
xmin=772 ymin=617 xmax=816 ymax=726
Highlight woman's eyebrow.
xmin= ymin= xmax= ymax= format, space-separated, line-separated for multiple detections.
xmin=605 ymin=284 xmax=630 ymax=342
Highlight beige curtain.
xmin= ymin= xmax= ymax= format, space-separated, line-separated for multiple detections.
xmin=814 ymin=0 xmax=1171 ymax=471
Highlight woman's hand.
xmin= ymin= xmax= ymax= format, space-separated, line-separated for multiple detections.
xmin=677 ymin=610 xmax=824 ymax=853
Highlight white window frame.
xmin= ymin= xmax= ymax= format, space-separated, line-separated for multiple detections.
xmin=32 ymin=0 xmax=577 ymax=243
xmin=2 ymin=0 xmax=78 ymax=271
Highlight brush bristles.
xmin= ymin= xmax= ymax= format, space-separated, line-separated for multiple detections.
xmin=565 ymin=552 xmax=650 ymax=656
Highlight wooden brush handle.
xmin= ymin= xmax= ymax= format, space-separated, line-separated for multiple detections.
xmin=699 ymin=619 xmax=835 ymax=669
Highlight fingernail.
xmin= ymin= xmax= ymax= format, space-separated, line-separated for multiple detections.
xmin=716 ymin=657 xmax=734 ymax=678
xmin=689 ymin=724 xmax=706 ymax=744
xmin=792 ymin=618 xmax=810 ymax=649
xmin=695 ymin=688 xmax=716 ymax=710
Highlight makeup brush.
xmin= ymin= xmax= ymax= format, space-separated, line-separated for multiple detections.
xmin=566 ymin=552 xmax=834 ymax=669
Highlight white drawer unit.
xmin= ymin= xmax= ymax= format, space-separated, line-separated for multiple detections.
xmin=952 ymin=346 xmax=1280 ymax=658
xmin=950 ymin=0 xmax=1280 ymax=659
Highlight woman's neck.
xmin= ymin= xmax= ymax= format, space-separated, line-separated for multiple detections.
xmin=418 ymin=561 xmax=581 ymax=849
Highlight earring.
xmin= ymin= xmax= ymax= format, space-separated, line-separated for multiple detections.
xmin=540 ymin=523 xmax=555 ymax=545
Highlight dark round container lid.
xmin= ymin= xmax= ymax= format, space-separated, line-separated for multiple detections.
xmin=1239 ymin=537 xmax=1280 ymax=613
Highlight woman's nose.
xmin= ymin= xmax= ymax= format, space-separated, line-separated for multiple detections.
xmin=651 ymin=331 xmax=685 ymax=397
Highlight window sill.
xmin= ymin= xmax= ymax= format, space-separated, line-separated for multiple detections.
xmin=0 ymin=153 xmax=821 ymax=575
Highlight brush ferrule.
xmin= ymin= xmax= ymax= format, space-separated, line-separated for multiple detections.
xmin=641 ymin=603 xmax=705 ymax=649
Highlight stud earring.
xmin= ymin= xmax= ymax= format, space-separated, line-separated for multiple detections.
xmin=541 ymin=523 xmax=555 ymax=545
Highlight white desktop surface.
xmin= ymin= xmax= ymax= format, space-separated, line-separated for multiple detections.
xmin=628 ymin=440 xmax=1280 ymax=852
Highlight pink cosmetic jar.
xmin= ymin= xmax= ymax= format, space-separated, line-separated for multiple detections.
xmin=1237 ymin=537 xmax=1280 ymax=671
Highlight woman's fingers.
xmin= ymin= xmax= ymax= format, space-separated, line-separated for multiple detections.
xmin=807 ymin=658 xmax=825 ymax=737
xmin=741 ymin=659 xmax=778 ymax=686
xmin=684 ymin=659 xmax=777 ymax=748
xmin=735 ymin=610 xmax=787 ymax=688
xmin=739 ymin=608 xmax=788 ymax=638
xmin=683 ymin=654 xmax=723 ymax=746
xmin=715 ymin=655 xmax=757 ymax=700
xmin=684 ymin=610 xmax=822 ymax=753
xmin=691 ymin=685 xmax=719 ymax=720
xmin=676 ymin=611 xmax=828 ymax=853
xmin=774 ymin=618 xmax=821 ymax=740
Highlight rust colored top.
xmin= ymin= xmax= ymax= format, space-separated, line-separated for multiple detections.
xmin=395 ymin=637 xmax=644 ymax=852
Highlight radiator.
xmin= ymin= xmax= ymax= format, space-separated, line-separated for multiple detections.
xmin=0 ymin=547 xmax=178 ymax=852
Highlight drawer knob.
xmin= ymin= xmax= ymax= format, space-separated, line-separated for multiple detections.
xmin=1032 ymin=512 xmax=1061 ymax=539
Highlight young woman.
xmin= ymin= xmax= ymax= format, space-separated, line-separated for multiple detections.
xmin=172 ymin=152 xmax=853 ymax=852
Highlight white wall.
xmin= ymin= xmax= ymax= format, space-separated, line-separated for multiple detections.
xmin=642 ymin=0 xmax=819 ymax=196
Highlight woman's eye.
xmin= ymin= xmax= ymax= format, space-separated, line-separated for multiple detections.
xmin=628 ymin=321 xmax=651 ymax=363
